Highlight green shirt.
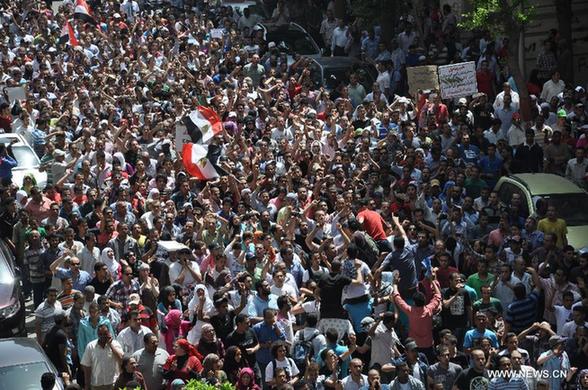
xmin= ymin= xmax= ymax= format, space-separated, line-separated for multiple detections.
xmin=473 ymin=297 xmax=503 ymax=315
xmin=466 ymin=272 xmax=496 ymax=298
xmin=464 ymin=177 xmax=487 ymax=198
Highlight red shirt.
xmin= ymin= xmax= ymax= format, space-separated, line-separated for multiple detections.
xmin=476 ymin=70 xmax=494 ymax=97
xmin=393 ymin=282 xmax=441 ymax=348
xmin=0 ymin=114 xmax=12 ymax=133
xmin=437 ymin=266 xmax=459 ymax=289
xmin=357 ymin=209 xmax=387 ymax=241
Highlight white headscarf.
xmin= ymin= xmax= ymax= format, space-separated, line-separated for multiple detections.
xmin=16 ymin=190 xmax=28 ymax=209
xmin=100 ymin=247 xmax=120 ymax=278
xmin=186 ymin=284 xmax=215 ymax=345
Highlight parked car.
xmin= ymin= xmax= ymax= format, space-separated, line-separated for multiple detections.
xmin=0 ymin=238 xmax=25 ymax=338
xmin=494 ymin=173 xmax=588 ymax=251
xmin=222 ymin=0 xmax=264 ymax=17
xmin=255 ymin=22 xmax=321 ymax=59
xmin=0 ymin=133 xmax=47 ymax=189
xmin=308 ymin=56 xmax=378 ymax=93
xmin=0 ymin=338 xmax=64 ymax=389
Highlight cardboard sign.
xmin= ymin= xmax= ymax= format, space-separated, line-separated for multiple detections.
xmin=210 ymin=29 xmax=224 ymax=40
xmin=4 ymin=86 xmax=27 ymax=103
xmin=175 ymin=122 xmax=192 ymax=151
xmin=51 ymin=1 xmax=64 ymax=14
xmin=438 ymin=61 xmax=478 ymax=99
xmin=406 ymin=65 xmax=439 ymax=97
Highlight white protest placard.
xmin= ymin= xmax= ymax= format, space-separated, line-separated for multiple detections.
xmin=406 ymin=65 xmax=439 ymax=97
xmin=438 ymin=61 xmax=478 ymax=99
xmin=210 ymin=29 xmax=224 ymax=39
xmin=4 ymin=86 xmax=27 ymax=103
xmin=157 ymin=240 xmax=190 ymax=253
xmin=51 ymin=1 xmax=64 ymax=14
xmin=175 ymin=122 xmax=192 ymax=151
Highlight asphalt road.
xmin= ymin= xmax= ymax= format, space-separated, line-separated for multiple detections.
xmin=24 ymin=296 xmax=37 ymax=339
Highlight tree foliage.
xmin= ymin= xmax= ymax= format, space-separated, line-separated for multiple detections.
xmin=459 ymin=0 xmax=535 ymax=33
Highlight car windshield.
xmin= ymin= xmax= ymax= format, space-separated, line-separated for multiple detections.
xmin=11 ymin=146 xmax=40 ymax=169
xmin=266 ymin=28 xmax=318 ymax=55
xmin=0 ymin=362 xmax=52 ymax=390
xmin=541 ymin=193 xmax=588 ymax=226
xmin=311 ymin=65 xmax=375 ymax=92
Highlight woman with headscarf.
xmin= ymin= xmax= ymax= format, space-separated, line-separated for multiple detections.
xmin=15 ymin=190 xmax=28 ymax=209
xmin=201 ymin=353 xmax=227 ymax=385
xmin=21 ymin=173 xmax=37 ymax=195
xmin=157 ymin=285 xmax=183 ymax=328
xmin=100 ymin=247 xmax=120 ymax=280
xmin=224 ymin=346 xmax=248 ymax=384
xmin=236 ymin=367 xmax=261 ymax=390
xmin=113 ymin=151 xmax=135 ymax=177
xmin=148 ymin=188 xmax=160 ymax=201
xmin=197 ymin=323 xmax=225 ymax=360
xmin=162 ymin=338 xmax=203 ymax=389
xmin=161 ymin=309 xmax=191 ymax=354
xmin=186 ymin=284 xmax=214 ymax=345
xmin=575 ymin=369 xmax=588 ymax=390
xmin=113 ymin=355 xmax=147 ymax=389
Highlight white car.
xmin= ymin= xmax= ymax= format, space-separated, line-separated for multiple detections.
xmin=0 ymin=134 xmax=47 ymax=189
xmin=222 ymin=0 xmax=264 ymax=17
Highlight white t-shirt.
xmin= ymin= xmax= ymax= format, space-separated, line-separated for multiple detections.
xmin=270 ymin=282 xmax=298 ymax=301
xmin=168 ymin=261 xmax=201 ymax=287
xmin=264 ymin=357 xmax=300 ymax=383
xmin=553 ymin=305 xmax=573 ymax=335
xmin=561 ymin=320 xmax=588 ymax=338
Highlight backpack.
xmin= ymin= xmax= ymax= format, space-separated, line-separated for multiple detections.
xmin=291 ymin=330 xmax=319 ymax=371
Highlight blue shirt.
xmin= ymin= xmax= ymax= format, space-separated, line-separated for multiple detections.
xmin=458 ymin=143 xmax=480 ymax=164
xmin=538 ymin=350 xmax=570 ymax=390
xmin=55 ymin=267 xmax=92 ymax=291
xmin=252 ymin=321 xmax=286 ymax=366
xmin=286 ymin=260 xmax=304 ymax=288
xmin=77 ymin=316 xmax=115 ymax=358
xmin=479 ymin=155 xmax=503 ymax=187
xmin=463 ymin=328 xmax=499 ymax=349
xmin=0 ymin=155 xmax=17 ymax=179
xmin=343 ymin=298 xmax=374 ymax=333
xmin=247 ymin=293 xmax=278 ymax=318
xmin=381 ymin=247 xmax=417 ymax=297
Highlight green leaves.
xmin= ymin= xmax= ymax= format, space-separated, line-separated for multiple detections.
xmin=459 ymin=0 xmax=534 ymax=33
xmin=184 ymin=380 xmax=238 ymax=390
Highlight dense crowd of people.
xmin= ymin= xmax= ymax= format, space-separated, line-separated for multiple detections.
xmin=0 ymin=0 xmax=587 ymax=390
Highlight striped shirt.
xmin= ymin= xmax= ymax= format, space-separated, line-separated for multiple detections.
xmin=488 ymin=376 xmax=528 ymax=389
xmin=24 ymin=248 xmax=46 ymax=284
xmin=34 ymin=300 xmax=63 ymax=341
xmin=57 ymin=289 xmax=80 ymax=311
xmin=504 ymin=290 xmax=540 ymax=333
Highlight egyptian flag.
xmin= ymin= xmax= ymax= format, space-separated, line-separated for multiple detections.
xmin=59 ymin=20 xmax=79 ymax=47
xmin=184 ymin=106 xmax=223 ymax=144
xmin=74 ymin=0 xmax=97 ymax=25
xmin=182 ymin=143 xmax=221 ymax=180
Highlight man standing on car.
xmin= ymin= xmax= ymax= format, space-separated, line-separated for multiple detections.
xmin=0 ymin=139 xmax=17 ymax=186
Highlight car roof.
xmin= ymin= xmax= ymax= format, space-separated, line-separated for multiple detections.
xmin=258 ymin=22 xmax=304 ymax=32
xmin=511 ymin=173 xmax=585 ymax=196
xmin=311 ymin=56 xmax=364 ymax=68
xmin=0 ymin=133 xmax=28 ymax=147
xmin=0 ymin=338 xmax=51 ymax=366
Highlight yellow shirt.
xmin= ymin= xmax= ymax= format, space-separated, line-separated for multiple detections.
xmin=537 ymin=217 xmax=568 ymax=248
